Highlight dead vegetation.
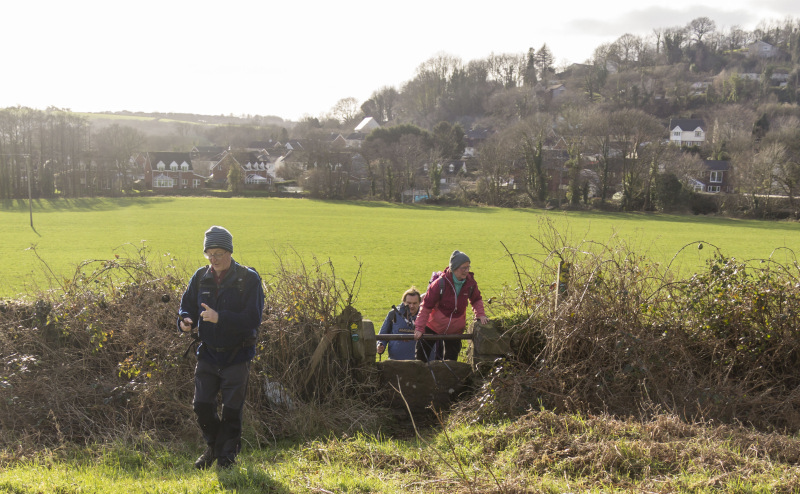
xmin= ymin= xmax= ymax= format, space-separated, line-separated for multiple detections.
xmin=457 ymin=218 xmax=800 ymax=434
xmin=0 ymin=244 xmax=382 ymax=454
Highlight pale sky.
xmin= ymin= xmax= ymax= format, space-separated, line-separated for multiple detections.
xmin=3 ymin=0 xmax=799 ymax=122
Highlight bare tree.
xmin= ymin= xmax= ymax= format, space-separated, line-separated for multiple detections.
xmin=476 ymin=133 xmax=512 ymax=206
xmin=706 ymin=105 xmax=757 ymax=160
xmin=734 ymin=141 xmax=782 ymax=217
xmin=485 ymin=52 xmax=525 ymax=88
xmin=584 ymin=108 xmax=614 ymax=202
xmin=510 ymin=113 xmax=551 ymax=205
xmin=764 ymin=122 xmax=800 ymax=207
xmin=329 ymin=97 xmax=361 ymax=126
xmin=93 ymin=124 xmax=146 ymax=194
xmin=608 ymin=109 xmax=664 ymax=210
xmin=361 ymin=86 xmax=399 ymax=123
xmin=688 ymin=17 xmax=716 ymax=44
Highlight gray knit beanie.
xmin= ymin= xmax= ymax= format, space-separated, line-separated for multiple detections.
xmin=449 ymin=250 xmax=470 ymax=270
xmin=204 ymin=226 xmax=233 ymax=253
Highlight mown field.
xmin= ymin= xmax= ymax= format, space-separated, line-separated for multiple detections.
xmin=2 ymin=197 xmax=799 ymax=323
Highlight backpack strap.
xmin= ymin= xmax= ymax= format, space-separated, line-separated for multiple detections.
xmin=233 ymin=264 xmax=250 ymax=295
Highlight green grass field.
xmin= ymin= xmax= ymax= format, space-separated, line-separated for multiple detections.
xmin=2 ymin=197 xmax=799 ymax=323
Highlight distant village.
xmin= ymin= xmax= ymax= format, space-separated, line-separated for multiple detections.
xmin=2 ymin=18 xmax=800 ymax=218
xmin=137 ymin=114 xmax=728 ymax=201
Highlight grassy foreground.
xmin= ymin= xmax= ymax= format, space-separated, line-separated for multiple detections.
xmin=3 ymin=197 xmax=799 ymax=323
xmin=1 ymin=411 xmax=798 ymax=493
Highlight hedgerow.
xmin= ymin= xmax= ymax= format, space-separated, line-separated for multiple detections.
xmin=458 ymin=219 xmax=800 ymax=432
xmin=0 ymin=244 xmax=381 ymax=453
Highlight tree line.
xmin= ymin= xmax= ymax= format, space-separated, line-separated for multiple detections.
xmin=0 ymin=107 xmax=149 ymax=199
xmin=3 ymin=15 xmax=800 ymax=218
xmin=294 ymin=15 xmax=800 ymax=216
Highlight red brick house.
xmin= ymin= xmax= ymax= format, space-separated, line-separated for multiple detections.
xmin=138 ymin=152 xmax=206 ymax=190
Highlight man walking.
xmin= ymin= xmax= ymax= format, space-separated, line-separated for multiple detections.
xmin=178 ymin=226 xmax=264 ymax=469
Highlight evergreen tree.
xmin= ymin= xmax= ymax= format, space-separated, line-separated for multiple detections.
xmin=227 ymin=160 xmax=243 ymax=194
xmin=523 ymin=47 xmax=538 ymax=87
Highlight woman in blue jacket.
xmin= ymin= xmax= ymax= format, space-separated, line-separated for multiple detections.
xmin=376 ymin=287 xmax=421 ymax=360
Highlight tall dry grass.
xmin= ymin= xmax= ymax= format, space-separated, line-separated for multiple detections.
xmin=0 ymin=244 xmax=382 ymax=453
xmin=457 ymin=218 xmax=800 ymax=432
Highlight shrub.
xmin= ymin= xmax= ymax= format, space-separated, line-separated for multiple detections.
xmin=0 ymin=245 xmax=383 ymax=451
xmin=458 ymin=219 xmax=800 ymax=432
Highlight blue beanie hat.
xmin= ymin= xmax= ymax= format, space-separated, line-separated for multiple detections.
xmin=204 ymin=226 xmax=233 ymax=253
xmin=449 ymin=250 xmax=470 ymax=270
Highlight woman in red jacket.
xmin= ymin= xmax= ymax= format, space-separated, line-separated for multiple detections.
xmin=414 ymin=250 xmax=489 ymax=361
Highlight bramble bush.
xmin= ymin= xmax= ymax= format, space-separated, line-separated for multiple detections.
xmin=459 ymin=219 xmax=800 ymax=432
xmin=0 ymin=244 xmax=381 ymax=452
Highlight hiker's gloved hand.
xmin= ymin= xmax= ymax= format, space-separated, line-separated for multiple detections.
xmin=414 ymin=329 xmax=423 ymax=340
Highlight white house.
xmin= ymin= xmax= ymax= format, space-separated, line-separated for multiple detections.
xmin=668 ymin=118 xmax=706 ymax=147
xmin=354 ymin=117 xmax=380 ymax=134
xmin=690 ymin=81 xmax=711 ymax=96
xmin=748 ymin=40 xmax=779 ymax=59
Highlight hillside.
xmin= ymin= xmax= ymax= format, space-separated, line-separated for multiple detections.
xmin=1 ymin=16 xmax=799 ymax=219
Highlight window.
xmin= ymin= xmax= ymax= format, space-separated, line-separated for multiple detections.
xmin=154 ymin=178 xmax=173 ymax=187
xmin=181 ymin=162 xmax=189 ymax=171
xmin=193 ymin=179 xmax=202 ymax=188
xmin=156 ymin=161 xmax=165 ymax=171
xmin=181 ymin=179 xmax=188 ymax=186
xmin=707 ymin=185 xmax=720 ymax=193
xmin=695 ymin=130 xmax=702 ymax=137
xmin=710 ymin=171 xmax=722 ymax=183
xmin=672 ymin=131 xmax=681 ymax=137
xmin=170 ymin=162 xmax=178 ymax=171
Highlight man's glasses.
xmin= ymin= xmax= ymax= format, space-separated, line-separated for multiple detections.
xmin=204 ymin=252 xmax=227 ymax=260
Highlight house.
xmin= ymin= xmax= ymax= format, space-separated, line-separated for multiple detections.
xmin=209 ymin=151 xmax=275 ymax=188
xmin=463 ymin=128 xmax=493 ymax=158
xmin=690 ymin=81 xmax=711 ymax=96
xmin=190 ymin=146 xmax=227 ymax=176
xmin=191 ymin=146 xmax=226 ymax=157
xmin=354 ymin=117 xmax=380 ymax=134
xmin=689 ymin=160 xmax=732 ymax=193
xmin=139 ymin=152 xmax=206 ymax=190
xmin=771 ymin=73 xmax=790 ymax=87
xmin=246 ymin=141 xmax=277 ymax=153
xmin=668 ymin=118 xmax=706 ymax=147
xmin=328 ymin=133 xmax=347 ymax=149
xmin=547 ymin=84 xmax=567 ymax=100
xmin=284 ymin=140 xmax=304 ymax=151
xmin=345 ymin=132 xmax=367 ymax=148
xmin=748 ymin=40 xmax=779 ymax=59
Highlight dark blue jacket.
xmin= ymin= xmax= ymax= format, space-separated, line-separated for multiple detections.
xmin=178 ymin=260 xmax=264 ymax=366
xmin=377 ymin=304 xmax=417 ymax=360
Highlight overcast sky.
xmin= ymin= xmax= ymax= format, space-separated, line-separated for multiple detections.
xmin=3 ymin=0 xmax=799 ymax=122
